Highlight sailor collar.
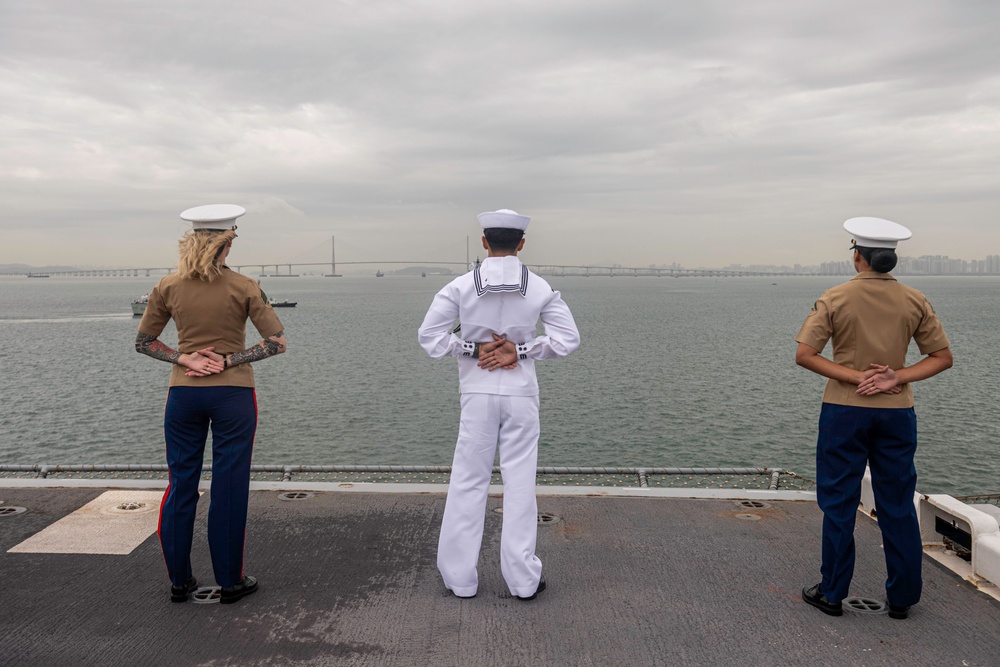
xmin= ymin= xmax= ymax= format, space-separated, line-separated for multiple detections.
xmin=473 ymin=257 xmax=529 ymax=298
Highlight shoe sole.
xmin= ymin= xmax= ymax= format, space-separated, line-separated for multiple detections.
xmin=516 ymin=580 xmax=546 ymax=601
xmin=220 ymin=584 xmax=258 ymax=604
xmin=170 ymin=579 xmax=198 ymax=603
xmin=802 ymin=591 xmax=842 ymax=616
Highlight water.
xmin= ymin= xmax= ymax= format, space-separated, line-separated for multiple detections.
xmin=0 ymin=273 xmax=996 ymax=495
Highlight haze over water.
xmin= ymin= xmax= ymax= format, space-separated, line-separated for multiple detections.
xmin=0 ymin=273 xmax=996 ymax=496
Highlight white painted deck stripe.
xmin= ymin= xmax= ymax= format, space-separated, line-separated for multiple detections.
xmin=8 ymin=490 xmax=165 ymax=555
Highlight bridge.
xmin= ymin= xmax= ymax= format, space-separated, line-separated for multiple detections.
xmin=1 ymin=261 xmax=820 ymax=279
xmin=2 ymin=233 xmax=836 ymax=278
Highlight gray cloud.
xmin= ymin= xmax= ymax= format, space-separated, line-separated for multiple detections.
xmin=2 ymin=0 xmax=999 ymax=268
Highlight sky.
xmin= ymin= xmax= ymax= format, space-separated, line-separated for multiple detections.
xmin=2 ymin=0 xmax=999 ymax=270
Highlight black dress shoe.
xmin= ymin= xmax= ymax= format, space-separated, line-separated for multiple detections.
xmin=220 ymin=575 xmax=259 ymax=604
xmin=170 ymin=576 xmax=198 ymax=603
xmin=515 ymin=578 xmax=546 ymax=601
xmin=802 ymin=583 xmax=842 ymax=616
xmin=888 ymin=604 xmax=910 ymax=620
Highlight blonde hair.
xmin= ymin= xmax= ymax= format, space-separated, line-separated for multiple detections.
xmin=177 ymin=230 xmax=237 ymax=282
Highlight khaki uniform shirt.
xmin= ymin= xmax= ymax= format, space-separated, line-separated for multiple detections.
xmin=138 ymin=267 xmax=284 ymax=388
xmin=796 ymin=272 xmax=949 ymax=408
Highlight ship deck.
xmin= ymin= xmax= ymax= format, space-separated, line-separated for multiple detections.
xmin=1 ymin=484 xmax=997 ymax=667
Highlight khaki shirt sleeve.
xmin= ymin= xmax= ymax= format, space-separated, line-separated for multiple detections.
xmin=795 ymin=294 xmax=833 ymax=353
xmin=913 ymin=297 xmax=950 ymax=354
xmin=137 ymin=285 xmax=170 ymax=337
xmin=246 ymin=280 xmax=284 ymax=339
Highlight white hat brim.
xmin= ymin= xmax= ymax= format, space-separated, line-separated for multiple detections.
xmin=844 ymin=217 xmax=911 ymax=249
xmin=180 ymin=204 xmax=246 ymax=229
xmin=478 ymin=209 xmax=530 ymax=231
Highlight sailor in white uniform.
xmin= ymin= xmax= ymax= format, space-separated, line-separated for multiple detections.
xmin=418 ymin=209 xmax=580 ymax=600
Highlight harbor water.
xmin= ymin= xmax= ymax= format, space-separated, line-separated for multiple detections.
xmin=0 ymin=273 xmax=996 ymax=495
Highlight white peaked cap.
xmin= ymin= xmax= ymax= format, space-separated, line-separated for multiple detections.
xmin=180 ymin=204 xmax=246 ymax=230
xmin=843 ymin=216 xmax=912 ymax=249
xmin=477 ymin=209 xmax=530 ymax=231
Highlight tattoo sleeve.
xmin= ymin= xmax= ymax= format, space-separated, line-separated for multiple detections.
xmin=228 ymin=330 xmax=286 ymax=367
xmin=135 ymin=332 xmax=181 ymax=364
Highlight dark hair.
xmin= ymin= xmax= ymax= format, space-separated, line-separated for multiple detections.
xmin=483 ymin=228 xmax=524 ymax=252
xmin=855 ymin=246 xmax=898 ymax=273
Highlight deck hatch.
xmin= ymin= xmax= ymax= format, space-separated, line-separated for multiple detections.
xmin=737 ymin=501 xmax=771 ymax=510
xmin=192 ymin=587 xmax=221 ymax=604
xmin=843 ymin=597 xmax=886 ymax=614
xmin=278 ymin=492 xmax=315 ymax=501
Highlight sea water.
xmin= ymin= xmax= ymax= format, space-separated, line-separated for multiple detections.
xmin=0 ymin=273 xmax=996 ymax=495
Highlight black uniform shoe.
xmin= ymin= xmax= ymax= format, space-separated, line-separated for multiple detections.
xmin=888 ymin=604 xmax=910 ymax=620
xmin=170 ymin=576 xmax=198 ymax=603
xmin=220 ymin=575 xmax=259 ymax=604
xmin=515 ymin=578 xmax=546 ymax=601
xmin=802 ymin=584 xmax=843 ymax=616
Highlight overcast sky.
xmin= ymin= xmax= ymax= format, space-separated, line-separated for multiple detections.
xmin=2 ymin=0 xmax=998 ymax=269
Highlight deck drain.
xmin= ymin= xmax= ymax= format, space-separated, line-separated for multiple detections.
xmin=191 ymin=587 xmax=221 ymax=604
xmin=0 ymin=506 xmax=27 ymax=517
xmin=117 ymin=502 xmax=146 ymax=511
xmin=843 ymin=597 xmax=886 ymax=614
xmin=735 ymin=513 xmax=760 ymax=521
xmin=105 ymin=501 xmax=157 ymax=516
xmin=492 ymin=509 xmax=562 ymax=525
xmin=278 ymin=492 xmax=315 ymax=501
xmin=737 ymin=500 xmax=771 ymax=510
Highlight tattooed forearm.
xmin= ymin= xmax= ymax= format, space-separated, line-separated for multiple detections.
xmin=227 ymin=330 xmax=286 ymax=367
xmin=135 ymin=332 xmax=181 ymax=364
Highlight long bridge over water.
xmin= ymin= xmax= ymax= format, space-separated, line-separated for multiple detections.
xmin=3 ymin=260 xmax=818 ymax=279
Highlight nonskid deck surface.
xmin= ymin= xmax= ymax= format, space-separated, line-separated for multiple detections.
xmin=0 ymin=488 xmax=997 ymax=667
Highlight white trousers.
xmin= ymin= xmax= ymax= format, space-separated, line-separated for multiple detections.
xmin=438 ymin=393 xmax=542 ymax=598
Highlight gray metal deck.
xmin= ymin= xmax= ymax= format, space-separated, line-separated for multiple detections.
xmin=1 ymin=487 xmax=997 ymax=666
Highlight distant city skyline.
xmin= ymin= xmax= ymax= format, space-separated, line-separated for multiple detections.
xmin=721 ymin=254 xmax=1000 ymax=276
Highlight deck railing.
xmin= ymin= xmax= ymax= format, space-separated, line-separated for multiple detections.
xmin=0 ymin=464 xmax=808 ymax=491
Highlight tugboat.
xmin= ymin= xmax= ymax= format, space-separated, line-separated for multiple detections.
xmin=131 ymin=294 xmax=149 ymax=316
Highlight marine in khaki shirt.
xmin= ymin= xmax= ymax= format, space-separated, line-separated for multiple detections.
xmin=138 ymin=267 xmax=284 ymax=388
xmin=796 ymin=217 xmax=953 ymax=623
xmin=134 ymin=204 xmax=288 ymax=606
xmin=795 ymin=271 xmax=950 ymax=408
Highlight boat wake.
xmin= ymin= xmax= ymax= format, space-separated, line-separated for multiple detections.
xmin=1 ymin=314 xmax=135 ymax=324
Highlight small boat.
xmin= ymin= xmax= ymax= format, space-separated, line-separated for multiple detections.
xmin=131 ymin=294 xmax=149 ymax=316
xmin=268 ymin=298 xmax=297 ymax=308
xmin=376 ymin=270 xmax=384 ymax=278
xmin=421 ymin=272 xmax=427 ymax=278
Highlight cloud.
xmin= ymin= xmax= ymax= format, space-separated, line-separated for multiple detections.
xmin=2 ymin=0 xmax=999 ymax=267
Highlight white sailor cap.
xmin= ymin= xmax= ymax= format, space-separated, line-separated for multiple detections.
xmin=180 ymin=204 xmax=246 ymax=231
xmin=843 ymin=216 xmax=912 ymax=249
xmin=477 ymin=209 xmax=530 ymax=231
